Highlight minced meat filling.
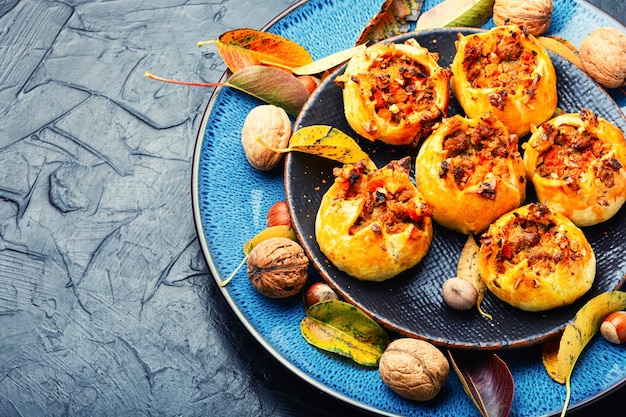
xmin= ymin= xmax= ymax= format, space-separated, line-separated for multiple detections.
xmin=462 ymin=30 xmax=538 ymax=96
xmin=535 ymin=119 xmax=622 ymax=189
xmin=332 ymin=157 xmax=432 ymax=236
xmin=439 ymin=117 xmax=520 ymax=197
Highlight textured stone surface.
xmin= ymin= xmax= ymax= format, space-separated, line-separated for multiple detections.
xmin=0 ymin=1 xmax=623 ymax=416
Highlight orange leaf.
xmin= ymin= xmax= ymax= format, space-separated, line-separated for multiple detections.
xmin=203 ymin=28 xmax=313 ymax=73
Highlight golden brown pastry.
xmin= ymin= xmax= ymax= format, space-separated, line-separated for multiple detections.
xmin=335 ymin=39 xmax=451 ymax=146
xmin=523 ymin=109 xmax=626 ymax=226
xmin=478 ymin=203 xmax=595 ymax=312
xmin=450 ymin=25 xmax=557 ymax=138
xmin=315 ymin=157 xmax=433 ymax=281
xmin=415 ymin=114 xmax=527 ymax=234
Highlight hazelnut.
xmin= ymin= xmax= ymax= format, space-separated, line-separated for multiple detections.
xmin=579 ymin=27 xmax=626 ymax=89
xmin=442 ymin=277 xmax=478 ymax=311
xmin=241 ymin=104 xmax=292 ymax=171
xmin=266 ymin=201 xmax=292 ymax=228
xmin=493 ymin=0 xmax=553 ymax=36
xmin=247 ymin=237 xmax=308 ymax=298
xmin=600 ymin=311 xmax=626 ymax=344
xmin=304 ymin=281 xmax=339 ymax=309
xmin=379 ymin=338 xmax=450 ymax=401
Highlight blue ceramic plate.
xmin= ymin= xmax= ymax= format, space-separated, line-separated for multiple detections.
xmin=192 ymin=1 xmax=626 ymax=416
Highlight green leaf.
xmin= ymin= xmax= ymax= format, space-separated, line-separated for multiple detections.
xmin=301 ymin=300 xmax=388 ymax=367
xmin=292 ymin=45 xmax=367 ymax=76
xmin=448 ymin=350 xmax=514 ymax=417
xmin=226 ymin=65 xmax=310 ymax=117
xmin=415 ymin=0 xmax=494 ymax=30
xmin=356 ymin=0 xmax=424 ymax=45
xmin=262 ymin=125 xmax=377 ymax=171
xmin=542 ymin=291 xmax=626 ymax=416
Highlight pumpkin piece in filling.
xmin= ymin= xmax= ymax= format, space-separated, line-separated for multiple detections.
xmin=478 ymin=202 xmax=595 ymax=312
xmin=523 ymin=109 xmax=626 ymax=226
xmin=450 ymin=25 xmax=557 ymax=138
xmin=335 ymin=39 xmax=451 ymax=146
xmin=315 ymin=157 xmax=433 ymax=281
xmin=415 ymin=114 xmax=526 ymax=235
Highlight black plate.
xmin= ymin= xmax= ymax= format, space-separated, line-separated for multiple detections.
xmin=285 ymin=28 xmax=626 ymax=350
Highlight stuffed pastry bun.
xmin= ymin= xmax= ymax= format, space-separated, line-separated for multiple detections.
xmin=478 ymin=202 xmax=595 ymax=312
xmin=523 ymin=109 xmax=626 ymax=226
xmin=450 ymin=25 xmax=557 ymax=138
xmin=315 ymin=157 xmax=433 ymax=282
xmin=415 ymin=114 xmax=527 ymax=235
xmin=335 ymin=39 xmax=451 ymax=146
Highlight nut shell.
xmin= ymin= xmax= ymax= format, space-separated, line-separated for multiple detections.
xmin=493 ymin=0 xmax=553 ymax=36
xmin=579 ymin=27 xmax=626 ymax=89
xmin=379 ymin=338 xmax=449 ymax=401
xmin=241 ymin=104 xmax=292 ymax=171
xmin=247 ymin=237 xmax=308 ymax=298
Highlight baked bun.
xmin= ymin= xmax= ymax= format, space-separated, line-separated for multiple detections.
xmin=523 ymin=109 xmax=626 ymax=226
xmin=335 ymin=38 xmax=451 ymax=146
xmin=415 ymin=114 xmax=526 ymax=234
xmin=450 ymin=25 xmax=557 ymax=138
xmin=315 ymin=157 xmax=433 ymax=281
xmin=478 ymin=202 xmax=595 ymax=312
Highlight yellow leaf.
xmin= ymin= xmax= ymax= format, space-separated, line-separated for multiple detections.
xmin=456 ymin=234 xmax=491 ymax=319
xmin=292 ymin=45 xmax=367 ymax=76
xmin=538 ymin=36 xmax=583 ymax=70
xmin=243 ymin=225 xmax=297 ymax=254
xmin=259 ymin=125 xmax=377 ymax=171
xmin=542 ymin=291 xmax=626 ymax=416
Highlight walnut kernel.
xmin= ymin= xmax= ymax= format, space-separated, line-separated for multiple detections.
xmin=241 ymin=104 xmax=292 ymax=171
xmin=493 ymin=0 xmax=553 ymax=36
xmin=247 ymin=237 xmax=308 ymax=298
xmin=579 ymin=27 xmax=626 ymax=89
xmin=379 ymin=338 xmax=449 ymax=401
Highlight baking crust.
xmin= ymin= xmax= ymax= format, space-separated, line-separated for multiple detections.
xmin=415 ymin=114 xmax=527 ymax=234
xmin=450 ymin=25 xmax=557 ymax=138
xmin=335 ymin=39 xmax=451 ymax=146
xmin=523 ymin=109 xmax=626 ymax=226
xmin=478 ymin=203 xmax=595 ymax=312
xmin=315 ymin=157 xmax=433 ymax=281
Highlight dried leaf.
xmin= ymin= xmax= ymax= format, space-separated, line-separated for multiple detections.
xmin=201 ymin=28 xmax=313 ymax=73
xmin=448 ymin=350 xmax=514 ymax=417
xmin=415 ymin=0 xmax=494 ymax=30
xmin=457 ymin=234 xmax=491 ymax=319
xmin=538 ymin=36 xmax=583 ymax=70
xmin=541 ymin=291 xmax=626 ymax=416
xmin=292 ymin=45 xmax=367 ymax=76
xmin=226 ymin=65 xmax=310 ymax=117
xmin=301 ymin=300 xmax=389 ymax=366
xmin=260 ymin=125 xmax=377 ymax=171
xmin=356 ymin=0 xmax=424 ymax=45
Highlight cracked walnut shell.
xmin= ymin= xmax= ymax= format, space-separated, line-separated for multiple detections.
xmin=379 ymin=338 xmax=449 ymax=401
xmin=247 ymin=237 xmax=308 ymax=298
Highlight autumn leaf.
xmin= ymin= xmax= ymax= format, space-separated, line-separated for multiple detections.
xmin=448 ymin=350 xmax=514 ymax=417
xmin=258 ymin=125 xmax=377 ymax=171
xmin=456 ymin=234 xmax=492 ymax=319
xmin=541 ymin=291 xmax=626 ymax=417
xmin=415 ymin=0 xmax=494 ymax=30
xmin=356 ymin=0 xmax=424 ymax=46
xmin=292 ymin=45 xmax=367 ymax=76
xmin=220 ymin=225 xmax=298 ymax=287
xmin=301 ymin=300 xmax=389 ymax=367
xmin=538 ymin=36 xmax=583 ymax=70
xmin=198 ymin=28 xmax=313 ymax=73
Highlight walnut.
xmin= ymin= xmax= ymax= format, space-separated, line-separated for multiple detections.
xmin=247 ymin=237 xmax=308 ymax=298
xmin=579 ymin=27 xmax=626 ymax=89
xmin=241 ymin=104 xmax=292 ymax=171
xmin=493 ymin=0 xmax=553 ymax=36
xmin=378 ymin=338 xmax=450 ymax=401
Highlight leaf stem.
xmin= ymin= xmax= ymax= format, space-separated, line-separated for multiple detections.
xmin=144 ymin=71 xmax=224 ymax=87
xmin=197 ymin=39 xmax=218 ymax=48
xmin=220 ymin=255 xmax=248 ymax=287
